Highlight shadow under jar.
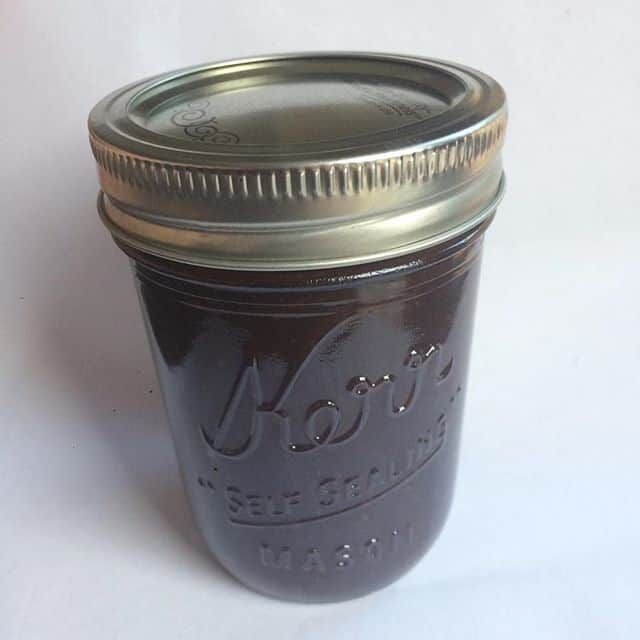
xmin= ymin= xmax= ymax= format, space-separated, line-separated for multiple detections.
xmin=88 ymin=52 xmax=507 ymax=603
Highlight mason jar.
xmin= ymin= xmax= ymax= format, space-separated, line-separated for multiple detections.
xmin=88 ymin=53 xmax=507 ymax=603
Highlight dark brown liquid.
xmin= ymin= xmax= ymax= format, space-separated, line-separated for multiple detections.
xmin=120 ymin=219 xmax=489 ymax=603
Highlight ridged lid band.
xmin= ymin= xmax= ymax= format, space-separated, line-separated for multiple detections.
xmin=89 ymin=53 xmax=507 ymax=270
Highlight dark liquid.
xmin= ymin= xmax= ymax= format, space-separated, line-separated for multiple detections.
xmin=120 ymin=220 xmax=488 ymax=603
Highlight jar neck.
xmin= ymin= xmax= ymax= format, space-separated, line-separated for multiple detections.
xmin=118 ymin=215 xmax=492 ymax=295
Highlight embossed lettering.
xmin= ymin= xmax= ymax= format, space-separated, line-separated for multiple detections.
xmin=304 ymin=400 xmax=340 ymax=448
xmin=318 ymin=478 xmax=338 ymax=507
xmin=226 ymin=487 xmax=301 ymax=519
xmin=246 ymin=495 xmax=264 ymax=517
xmin=259 ymin=525 xmax=414 ymax=572
xmin=314 ymin=410 xmax=449 ymax=515
xmin=228 ymin=391 xmax=456 ymax=527
xmin=225 ymin=486 xmax=244 ymax=514
xmin=202 ymin=338 xmax=454 ymax=459
xmin=335 ymin=544 xmax=352 ymax=569
xmin=344 ymin=476 xmax=361 ymax=500
xmin=282 ymin=492 xmax=301 ymax=513
xmin=260 ymin=544 xmax=292 ymax=570
xmin=364 ymin=537 xmax=381 ymax=560
xmin=302 ymin=548 xmax=326 ymax=573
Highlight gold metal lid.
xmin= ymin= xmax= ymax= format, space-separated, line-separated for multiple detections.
xmin=89 ymin=52 xmax=507 ymax=270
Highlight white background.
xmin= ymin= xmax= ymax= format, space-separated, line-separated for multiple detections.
xmin=2 ymin=1 xmax=639 ymax=638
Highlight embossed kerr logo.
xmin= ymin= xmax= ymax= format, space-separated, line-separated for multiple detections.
xmin=197 ymin=315 xmax=459 ymax=528
xmin=202 ymin=342 xmax=453 ymax=460
xmin=171 ymin=100 xmax=239 ymax=144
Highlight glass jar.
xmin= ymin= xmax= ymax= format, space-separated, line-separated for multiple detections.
xmin=89 ymin=53 xmax=507 ymax=602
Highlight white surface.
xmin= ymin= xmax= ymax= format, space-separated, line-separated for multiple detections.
xmin=2 ymin=1 xmax=639 ymax=638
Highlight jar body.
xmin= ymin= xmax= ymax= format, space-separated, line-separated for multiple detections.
xmin=126 ymin=223 xmax=487 ymax=603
